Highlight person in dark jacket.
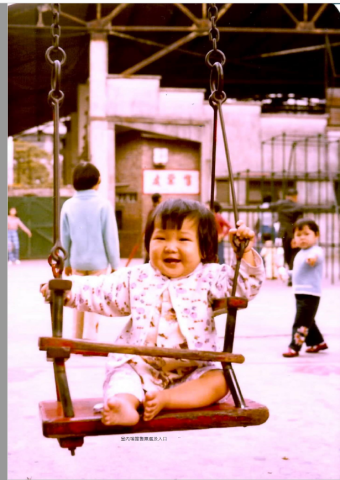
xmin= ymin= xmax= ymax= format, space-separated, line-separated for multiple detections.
xmin=270 ymin=188 xmax=304 ymax=284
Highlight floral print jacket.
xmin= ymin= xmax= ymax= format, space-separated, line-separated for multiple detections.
xmin=65 ymin=250 xmax=265 ymax=368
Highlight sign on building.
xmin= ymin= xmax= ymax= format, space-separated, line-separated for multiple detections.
xmin=143 ymin=170 xmax=200 ymax=194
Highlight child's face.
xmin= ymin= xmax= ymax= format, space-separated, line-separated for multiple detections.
xmin=149 ymin=217 xmax=202 ymax=278
xmin=294 ymin=225 xmax=318 ymax=249
xmin=9 ymin=208 xmax=17 ymax=216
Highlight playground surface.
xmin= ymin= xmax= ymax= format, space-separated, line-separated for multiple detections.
xmin=8 ymin=259 xmax=340 ymax=480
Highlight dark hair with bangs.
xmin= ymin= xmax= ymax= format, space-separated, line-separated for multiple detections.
xmin=144 ymin=198 xmax=218 ymax=264
xmin=293 ymin=218 xmax=319 ymax=235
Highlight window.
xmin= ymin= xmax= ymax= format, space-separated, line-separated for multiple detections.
xmin=153 ymin=148 xmax=168 ymax=167
xmin=116 ymin=192 xmax=137 ymax=203
xmin=246 ymin=179 xmax=296 ymax=205
xmin=216 ymin=179 xmax=230 ymax=204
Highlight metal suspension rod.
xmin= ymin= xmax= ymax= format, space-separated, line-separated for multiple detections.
xmin=52 ymin=101 xmax=61 ymax=245
xmin=44 ymin=4 xmax=75 ymax=421
xmin=217 ymin=103 xmax=239 ymax=224
xmin=205 ymin=4 xmax=249 ymax=410
xmin=210 ymin=106 xmax=218 ymax=211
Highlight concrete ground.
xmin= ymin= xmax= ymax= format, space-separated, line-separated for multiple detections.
xmin=8 ymin=259 xmax=340 ymax=480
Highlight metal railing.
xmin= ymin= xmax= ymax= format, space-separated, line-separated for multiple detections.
xmin=221 ymin=205 xmax=340 ymax=284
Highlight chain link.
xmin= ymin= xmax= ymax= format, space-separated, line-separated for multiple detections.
xmin=205 ymin=4 xmax=226 ymax=69
xmin=205 ymin=3 xmax=226 ymax=110
xmin=51 ymin=4 xmax=61 ymax=48
xmin=45 ymin=4 xmax=66 ymax=66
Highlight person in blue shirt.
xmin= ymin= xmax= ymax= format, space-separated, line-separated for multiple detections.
xmin=61 ymin=161 xmax=120 ymax=339
xmin=282 ymin=219 xmax=328 ymax=357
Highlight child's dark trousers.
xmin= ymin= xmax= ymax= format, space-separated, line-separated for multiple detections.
xmin=289 ymin=294 xmax=324 ymax=352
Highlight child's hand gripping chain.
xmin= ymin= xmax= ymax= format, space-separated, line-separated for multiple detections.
xmin=228 ymin=220 xmax=256 ymax=266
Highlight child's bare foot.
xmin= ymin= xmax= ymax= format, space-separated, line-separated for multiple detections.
xmin=143 ymin=391 xmax=168 ymax=421
xmin=102 ymin=395 xmax=140 ymax=426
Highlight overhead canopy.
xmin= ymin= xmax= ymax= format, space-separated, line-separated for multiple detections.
xmin=8 ymin=3 xmax=340 ymax=136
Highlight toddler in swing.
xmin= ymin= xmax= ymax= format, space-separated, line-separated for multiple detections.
xmin=42 ymin=198 xmax=265 ymax=425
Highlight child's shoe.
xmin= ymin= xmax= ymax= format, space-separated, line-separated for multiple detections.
xmin=8 ymin=261 xmax=13 ymax=265
xmin=305 ymin=343 xmax=328 ymax=353
xmin=15 ymin=260 xmax=21 ymax=265
xmin=282 ymin=348 xmax=299 ymax=358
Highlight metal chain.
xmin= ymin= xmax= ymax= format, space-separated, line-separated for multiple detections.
xmin=46 ymin=4 xmax=66 ymax=106
xmin=205 ymin=4 xmax=226 ymax=213
xmin=46 ymin=3 xmax=67 ymax=278
xmin=206 ymin=4 xmax=249 ymax=254
xmin=206 ymin=5 xmax=249 ymax=410
xmin=205 ymin=5 xmax=226 ymax=70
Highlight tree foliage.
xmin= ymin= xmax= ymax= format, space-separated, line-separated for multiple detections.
xmin=13 ymin=140 xmax=51 ymax=187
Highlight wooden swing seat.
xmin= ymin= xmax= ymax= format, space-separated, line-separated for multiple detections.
xmin=38 ymin=329 xmax=269 ymax=454
xmin=40 ymin=397 xmax=269 ymax=452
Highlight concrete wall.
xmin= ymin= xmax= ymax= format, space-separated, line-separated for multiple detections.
xmin=205 ymin=102 xmax=262 ymax=177
xmin=107 ymin=76 xmax=161 ymax=118
xmin=77 ymin=75 xmax=339 ymax=213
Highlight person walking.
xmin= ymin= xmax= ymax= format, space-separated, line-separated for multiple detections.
xmin=282 ymin=219 xmax=328 ymax=358
xmin=61 ymin=161 xmax=120 ymax=339
xmin=270 ymin=188 xmax=303 ymax=285
xmin=260 ymin=232 xmax=284 ymax=280
xmin=255 ymin=195 xmax=276 ymax=246
xmin=210 ymin=201 xmax=232 ymax=265
xmin=8 ymin=207 xmax=32 ymax=265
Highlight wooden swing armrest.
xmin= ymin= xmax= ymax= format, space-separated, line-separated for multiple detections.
xmin=38 ymin=337 xmax=245 ymax=364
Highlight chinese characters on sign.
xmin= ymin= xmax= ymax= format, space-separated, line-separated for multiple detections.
xmin=121 ymin=436 xmax=167 ymax=441
xmin=143 ymin=170 xmax=200 ymax=195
